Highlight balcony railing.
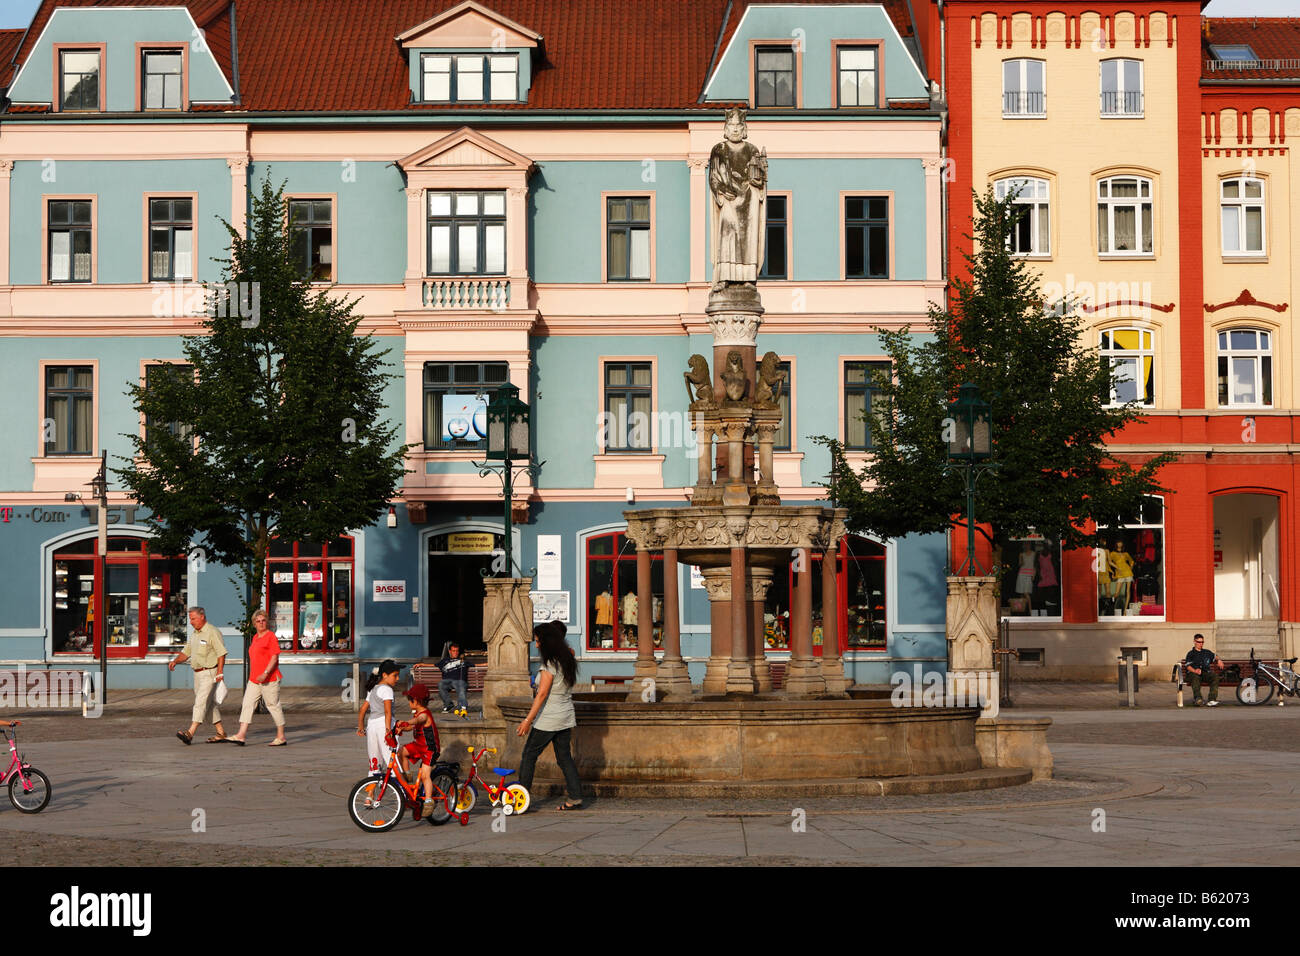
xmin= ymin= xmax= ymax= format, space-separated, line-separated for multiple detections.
xmin=1003 ymin=90 xmax=1045 ymax=116
xmin=1206 ymin=58 xmax=1300 ymax=72
xmin=1100 ymin=91 xmax=1144 ymax=115
xmin=421 ymin=277 xmax=511 ymax=310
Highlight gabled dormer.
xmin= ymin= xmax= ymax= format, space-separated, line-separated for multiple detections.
xmin=397 ymin=1 xmax=541 ymax=106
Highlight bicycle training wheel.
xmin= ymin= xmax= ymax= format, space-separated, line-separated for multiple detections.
xmin=452 ymin=781 xmax=477 ymax=815
xmin=347 ymin=776 xmax=405 ymax=832
xmin=1236 ymin=676 xmax=1274 ymax=706
xmin=426 ymin=771 xmax=455 ymax=826
xmin=504 ymin=783 xmax=530 ymax=816
xmin=8 ymin=766 xmax=51 ymax=813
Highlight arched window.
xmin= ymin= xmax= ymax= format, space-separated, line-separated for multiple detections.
xmin=1097 ymin=176 xmax=1153 ymax=255
xmin=585 ymin=531 xmax=662 ymax=651
xmin=1100 ymin=328 xmax=1155 ymax=406
xmin=1217 ymin=328 xmax=1273 ymax=407
xmin=995 ymin=177 xmax=1050 ymax=255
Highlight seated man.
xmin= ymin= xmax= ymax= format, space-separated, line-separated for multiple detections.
xmin=1184 ymin=633 xmax=1223 ymax=707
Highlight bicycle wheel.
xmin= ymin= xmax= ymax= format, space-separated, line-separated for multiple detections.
xmin=452 ymin=780 xmax=477 ymax=815
xmin=1236 ymin=676 xmax=1274 ymax=706
xmin=8 ymin=766 xmax=51 ymax=813
xmin=426 ymin=771 xmax=455 ymax=826
xmin=504 ymin=782 xmax=530 ymax=816
xmin=347 ymin=776 xmax=405 ymax=832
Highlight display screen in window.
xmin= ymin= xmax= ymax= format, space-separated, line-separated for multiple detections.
xmin=1000 ymin=536 xmax=1062 ymax=617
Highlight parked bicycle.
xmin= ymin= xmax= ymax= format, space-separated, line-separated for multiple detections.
xmin=1236 ymin=648 xmax=1300 ymax=706
xmin=2 ymin=722 xmax=51 ymax=813
xmin=451 ymin=746 xmax=530 ymax=820
xmin=346 ymin=723 xmax=461 ymax=832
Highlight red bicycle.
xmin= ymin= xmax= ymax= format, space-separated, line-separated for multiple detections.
xmin=450 ymin=746 xmax=530 ymax=819
xmin=346 ymin=723 xmax=460 ymax=832
xmin=3 ymin=722 xmax=51 ymax=813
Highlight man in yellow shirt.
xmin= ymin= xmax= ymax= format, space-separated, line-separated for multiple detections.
xmin=168 ymin=607 xmax=228 ymax=744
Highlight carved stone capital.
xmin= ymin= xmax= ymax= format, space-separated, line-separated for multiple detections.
xmin=687 ymin=157 xmax=708 ymax=173
xmin=706 ymin=311 xmax=762 ymax=347
xmin=921 ymin=157 xmax=944 ymax=176
xmin=507 ymin=186 xmax=528 ymax=199
xmin=406 ymin=187 xmax=424 ymax=201
xmin=226 ymin=157 xmax=249 ymax=173
xmin=0 ymin=159 xmax=14 ymax=175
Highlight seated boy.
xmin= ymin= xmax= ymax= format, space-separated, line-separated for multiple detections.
xmin=395 ymin=683 xmax=442 ymax=814
xmin=437 ymin=642 xmax=471 ymax=716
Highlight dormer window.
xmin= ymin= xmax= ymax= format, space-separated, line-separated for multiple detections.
xmin=59 ymin=50 xmax=101 ymax=112
xmin=421 ymin=53 xmax=519 ymax=103
xmin=142 ymin=50 xmax=183 ymax=110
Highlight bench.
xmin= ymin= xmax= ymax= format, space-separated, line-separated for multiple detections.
xmin=591 ymin=675 xmax=632 ymax=686
xmin=410 ymin=664 xmax=486 ymax=694
xmin=1171 ymin=659 xmax=1255 ymax=705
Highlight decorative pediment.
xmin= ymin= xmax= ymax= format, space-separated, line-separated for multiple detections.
xmin=1205 ymin=289 xmax=1288 ymax=314
xmin=396 ymin=1 xmax=541 ymax=49
xmin=398 ymin=127 xmax=534 ymax=173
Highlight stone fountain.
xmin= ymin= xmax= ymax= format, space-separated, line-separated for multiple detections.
xmin=489 ymin=109 xmax=1051 ymax=793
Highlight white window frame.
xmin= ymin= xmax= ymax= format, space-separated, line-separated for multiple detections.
xmin=995 ymin=177 xmax=1050 ymax=256
xmin=1220 ymin=178 xmax=1266 ymax=257
xmin=1097 ymin=176 xmax=1153 ymax=257
xmin=1217 ymin=328 xmax=1273 ymax=408
xmin=421 ymin=53 xmax=518 ymax=103
xmin=1002 ymin=59 xmax=1045 ymax=117
xmin=1100 ymin=58 xmax=1144 ymax=117
xmin=1100 ymin=328 xmax=1155 ymax=408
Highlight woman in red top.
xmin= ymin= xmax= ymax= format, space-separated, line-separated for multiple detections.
xmin=228 ymin=609 xmax=287 ymax=746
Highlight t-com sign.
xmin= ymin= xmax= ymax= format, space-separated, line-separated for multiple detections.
xmin=372 ymin=580 xmax=406 ymax=602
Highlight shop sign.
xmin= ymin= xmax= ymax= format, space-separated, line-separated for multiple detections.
xmin=0 ymin=507 xmax=11 ymax=523
xmin=0 ymin=506 xmax=139 ymax=526
xmin=447 ymin=532 xmax=495 ymax=553
xmin=536 ymin=534 xmax=562 ymax=591
xmin=272 ymin=571 xmax=323 ymax=584
xmin=531 ymin=591 xmax=570 ymax=624
xmin=373 ymin=580 xmax=406 ymax=602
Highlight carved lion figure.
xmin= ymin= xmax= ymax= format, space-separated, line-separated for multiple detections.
xmin=684 ymin=354 xmax=715 ymax=407
xmin=753 ymin=351 xmax=786 ymax=409
xmin=721 ymin=350 xmax=749 ymax=403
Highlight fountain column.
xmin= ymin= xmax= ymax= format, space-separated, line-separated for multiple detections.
xmin=749 ymin=567 xmax=774 ymax=692
xmin=701 ymin=568 xmax=732 ymax=694
xmin=785 ymin=552 xmax=826 ymax=696
xmin=725 ymin=541 xmax=755 ymax=693
xmin=656 ymin=546 xmax=693 ymax=697
xmin=820 ymin=543 xmax=851 ymax=696
xmin=629 ymin=545 xmax=656 ymax=696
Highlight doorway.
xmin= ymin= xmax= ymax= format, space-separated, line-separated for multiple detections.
xmin=1213 ymin=494 xmax=1280 ymax=620
xmin=426 ymin=531 xmax=503 ymax=656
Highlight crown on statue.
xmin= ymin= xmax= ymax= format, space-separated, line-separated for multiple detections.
xmin=724 ymin=107 xmax=747 ymax=126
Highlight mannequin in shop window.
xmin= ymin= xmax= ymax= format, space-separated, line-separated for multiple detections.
xmin=594 ymin=590 xmax=614 ymax=647
xmin=1097 ymin=545 xmax=1113 ymax=615
xmin=621 ymin=591 xmax=638 ymax=647
xmin=1033 ymin=542 xmax=1059 ymax=616
xmin=1109 ymin=540 xmax=1136 ymax=614
xmin=1014 ymin=541 xmax=1036 ymax=613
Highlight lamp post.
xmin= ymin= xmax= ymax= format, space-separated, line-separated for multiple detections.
xmin=473 ymin=383 xmax=542 ymax=578
xmin=944 ymin=383 xmax=997 ymax=576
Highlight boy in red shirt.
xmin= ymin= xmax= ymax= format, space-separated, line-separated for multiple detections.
xmin=395 ymin=683 xmax=441 ymax=815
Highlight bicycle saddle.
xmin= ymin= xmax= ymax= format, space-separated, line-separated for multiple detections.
xmin=1286 ymin=658 xmax=1298 ymax=665
xmin=493 ymin=767 xmax=516 ymax=777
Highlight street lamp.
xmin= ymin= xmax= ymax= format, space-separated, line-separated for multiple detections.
xmin=945 ymin=384 xmax=997 ymax=576
xmin=474 ymin=383 xmax=542 ymax=578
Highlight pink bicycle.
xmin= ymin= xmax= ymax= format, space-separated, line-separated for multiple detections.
xmin=3 ymin=723 xmax=51 ymax=813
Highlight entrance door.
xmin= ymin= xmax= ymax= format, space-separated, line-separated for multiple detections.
xmin=1213 ymin=494 xmax=1280 ymax=620
xmin=427 ymin=532 xmax=503 ymax=656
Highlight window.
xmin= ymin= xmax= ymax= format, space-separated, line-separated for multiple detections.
xmin=142 ymin=50 xmax=182 ymax=110
xmin=421 ymin=53 xmax=518 ymax=102
xmin=1002 ymin=59 xmax=1045 ymax=116
xmin=843 ymin=360 xmax=889 ymax=451
xmin=48 ymin=200 xmax=92 ymax=282
xmin=1100 ymin=329 xmax=1155 ymax=407
xmin=143 ymin=363 xmax=194 ymax=448
xmin=1000 ymin=535 xmax=1063 ymax=618
xmin=774 ymin=360 xmax=792 ymax=450
xmin=607 ymin=197 xmax=651 ymax=282
xmin=1097 ymin=177 xmax=1153 ymax=255
xmin=1217 ymin=329 xmax=1272 ymax=407
xmin=1097 ymin=496 xmax=1164 ymax=619
xmin=755 ymin=46 xmax=795 ymax=107
xmin=837 ymin=47 xmax=877 ymax=108
xmin=290 ymin=200 xmax=334 ymax=282
xmin=1221 ymin=178 xmax=1265 ymax=256
xmin=1210 ymin=44 xmax=1257 ymax=62
xmin=586 ymin=531 xmax=662 ymax=651
xmin=423 ymin=362 xmax=509 ymax=450
xmin=426 ymin=191 xmax=505 ymax=275
xmin=149 ymin=198 xmax=193 ymax=281
xmin=845 ymin=196 xmax=888 ymax=279
xmin=265 ymin=538 xmax=354 ymax=652
xmin=44 ymin=365 xmax=93 ymax=456
xmin=760 ymin=195 xmax=788 ymax=279
xmin=1100 ymin=59 xmax=1143 ymax=116
xmin=995 ymin=177 xmax=1050 ymax=255
xmin=60 ymin=50 xmax=100 ymax=111
xmin=603 ymin=362 xmax=652 ymax=452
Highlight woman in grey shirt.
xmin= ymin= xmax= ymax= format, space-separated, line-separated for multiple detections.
xmin=516 ymin=620 xmax=583 ymax=810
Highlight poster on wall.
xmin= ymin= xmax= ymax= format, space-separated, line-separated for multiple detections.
xmin=536 ymin=535 xmax=562 ymax=591
xmin=690 ymin=565 xmax=705 ymax=589
xmin=441 ymin=394 xmax=489 ymax=443
xmin=270 ymin=601 xmax=294 ymax=641
xmin=298 ymin=601 xmax=323 ymax=648
xmin=530 ymin=591 xmax=570 ymax=624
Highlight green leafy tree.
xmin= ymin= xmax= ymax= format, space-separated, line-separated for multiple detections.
xmin=819 ymin=186 xmax=1171 ymax=565
xmin=118 ymin=177 xmax=409 ymax=652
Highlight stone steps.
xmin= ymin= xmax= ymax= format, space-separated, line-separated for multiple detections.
xmin=1215 ymin=620 xmax=1282 ymax=659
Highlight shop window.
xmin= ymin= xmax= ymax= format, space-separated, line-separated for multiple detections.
xmin=265 ymin=538 xmax=354 ymax=652
xmin=1097 ymin=495 xmax=1164 ymax=619
xmin=586 ymin=531 xmax=662 ymax=651
xmin=423 ymin=361 xmax=508 ymax=450
xmin=1217 ymin=329 xmax=1272 ymax=407
xmin=52 ymin=538 xmax=188 ymax=656
xmin=763 ymin=535 xmax=886 ymax=652
xmin=1100 ymin=328 xmax=1154 ymax=407
xmin=289 ymin=199 xmax=334 ymax=282
xmin=999 ymin=534 xmax=1063 ymax=618
xmin=44 ymin=365 xmax=94 ymax=456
